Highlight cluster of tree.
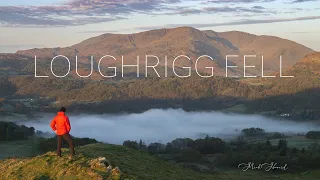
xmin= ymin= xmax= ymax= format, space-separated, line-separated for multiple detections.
xmin=123 ymin=130 xmax=320 ymax=172
xmin=124 ymin=136 xmax=226 ymax=156
xmin=306 ymin=131 xmax=320 ymax=140
xmin=241 ymin=127 xmax=265 ymax=137
xmin=0 ymin=77 xmax=16 ymax=97
xmin=216 ymin=138 xmax=320 ymax=172
xmin=123 ymin=139 xmax=147 ymax=150
xmin=0 ymin=121 xmax=35 ymax=141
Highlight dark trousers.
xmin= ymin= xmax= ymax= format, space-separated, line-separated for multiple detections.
xmin=57 ymin=133 xmax=75 ymax=156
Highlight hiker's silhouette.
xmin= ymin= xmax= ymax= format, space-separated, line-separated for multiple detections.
xmin=50 ymin=107 xmax=75 ymax=157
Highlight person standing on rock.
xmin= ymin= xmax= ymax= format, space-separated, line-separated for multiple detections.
xmin=50 ymin=107 xmax=75 ymax=157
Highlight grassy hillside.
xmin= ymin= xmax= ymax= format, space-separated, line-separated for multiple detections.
xmin=1 ymin=143 xmax=320 ymax=180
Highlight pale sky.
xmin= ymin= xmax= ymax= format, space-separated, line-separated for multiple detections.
xmin=0 ymin=0 xmax=319 ymax=53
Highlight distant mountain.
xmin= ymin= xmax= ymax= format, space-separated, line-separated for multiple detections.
xmin=206 ymin=30 xmax=314 ymax=73
xmin=15 ymin=27 xmax=314 ymax=76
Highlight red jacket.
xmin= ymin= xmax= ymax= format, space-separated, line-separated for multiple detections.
xmin=50 ymin=111 xmax=71 ymax=135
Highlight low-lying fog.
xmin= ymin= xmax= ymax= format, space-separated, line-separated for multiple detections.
xmin=19 ymin=109 xmax=316 ymax=145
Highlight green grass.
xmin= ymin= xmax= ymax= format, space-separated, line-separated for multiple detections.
xmin=1 ymin=143 xmax=320 ymax=180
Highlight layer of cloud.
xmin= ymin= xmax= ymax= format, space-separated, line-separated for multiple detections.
xmin=0 ymin=0 xmax=318 ymax=27
xmin=77 ymin=30 xmax=120 ymax=34
xmin=204 ymin=0 xmax=276 ymax=3
xmin=204 ymin=0 xmax=319 ymax=3
xmin=19 ymin=109 xmax=315 ymax=144
xmin=291 ymin=0 xmax=320 ymax=3
xmin=0 ymin=0 xmax=181 ymax=27
xmin=168 ymin=5 xmax=272 ymax=15
xmin=136 ymin=15 xmax=320 ymax=30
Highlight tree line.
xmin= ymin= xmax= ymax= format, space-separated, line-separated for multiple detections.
xmin=123 ymin=129 xmax=320 ymax=172
xmin=0 ymin=121 xmax=35 ymax=141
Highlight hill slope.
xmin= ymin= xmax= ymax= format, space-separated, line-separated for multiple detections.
xmin=290 ymin=52 xmax=320 ymax=75
xmin=214 ymin=31 xmax=314 ymax=72
xmin=1 ymin=143 xmax=320 ymax=180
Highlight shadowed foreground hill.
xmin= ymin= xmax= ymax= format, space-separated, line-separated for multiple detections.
xmin=1 ymin=143 xmax=320 ymax=180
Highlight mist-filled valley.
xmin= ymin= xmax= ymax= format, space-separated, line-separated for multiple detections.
xmin=16 ymin=109 xmax=316 ymax=144
xmin=1 ymin=1 xmax=320 ymax=178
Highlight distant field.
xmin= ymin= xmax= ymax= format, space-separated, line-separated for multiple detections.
xmin=247 ymin=136 xmax=316 ymax=149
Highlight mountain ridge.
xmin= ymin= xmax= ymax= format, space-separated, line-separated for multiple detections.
xmin=15 ymin=26 xmax=314 ymax=76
